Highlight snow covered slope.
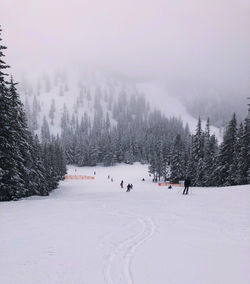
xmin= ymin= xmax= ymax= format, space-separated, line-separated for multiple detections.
xmin=1 ymin=163 xmax=249 ymax=284
xmin=138 ymin=81 xmax=222 ymax=136
xmin=18 ymin=69 xmax=222 ymax=138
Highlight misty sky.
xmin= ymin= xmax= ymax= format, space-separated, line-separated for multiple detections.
xmin=1 ymin=0 xmax=249 ymax=93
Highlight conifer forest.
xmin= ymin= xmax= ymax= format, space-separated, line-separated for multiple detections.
xmin=0 ymin=28 xmax=66 ymax=201
xmin=0 ymin=26 xmax=249 ymax=201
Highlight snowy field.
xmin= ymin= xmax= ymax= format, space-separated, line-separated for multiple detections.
xmin=1 ymin=163 xmax=249 ymax=284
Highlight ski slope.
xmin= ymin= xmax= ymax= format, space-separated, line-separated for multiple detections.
xmin=1 ymin=163 xmax=249 ymax=284
xmin=137 ymin=81 xmax=222 ymax=138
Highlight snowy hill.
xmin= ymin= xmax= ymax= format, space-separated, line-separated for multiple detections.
xmin=137 ymin=81 xmax=222 ymax=138
xmin=17 ymin=68 xmax=221 ymax=138
xmin=1 ymin=163 xmax=249 ymax=284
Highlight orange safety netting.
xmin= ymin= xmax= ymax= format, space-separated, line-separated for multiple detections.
xmin=158 ymin=182 xmax=182 ymax=187
xmin=64 ymin=175 xmax=95 ymax=180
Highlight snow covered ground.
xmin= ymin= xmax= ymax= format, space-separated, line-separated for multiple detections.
xmin=1 ymin=163 xmax=249 ymax=284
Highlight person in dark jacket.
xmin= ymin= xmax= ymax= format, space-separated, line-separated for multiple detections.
xmin=183 ymin=177 xmax=191 ymax=195
xmin=120 ymin=180 xmax=124 ymax=188
xmin=126 ymin=184 xmax=131 ymax=192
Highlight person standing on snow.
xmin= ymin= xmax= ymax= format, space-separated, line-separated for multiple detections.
xmin=126 ymin=184 xmax=131 ymax=192
xmin=120 ymin=180 xmax=124 ymax=188
xmin=183 ymin=177 xmax=191 ymax=195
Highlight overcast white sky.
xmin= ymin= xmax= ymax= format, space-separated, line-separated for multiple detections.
xmin=1 ymin=0 xmax=249 ymax=94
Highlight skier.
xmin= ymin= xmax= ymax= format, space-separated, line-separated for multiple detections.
xmin=142 ymin=178 xmax=145 ymax=181
xmin=126 ymin=184 xmax=131 ymax=192
xmin=94 ymin=171 xmax=96 ymax=175
xmin=168 ymin=185 xmax=172 ymax=189
xmin=108 ymin=175 xmax=110 ymax=179
xmin=130 ymin=184 xmax=133 ymax=190
xmin=183 ymin=177 xmax=191 ymax=195
xmin=120 ymin=180 xmax=124 ymax=188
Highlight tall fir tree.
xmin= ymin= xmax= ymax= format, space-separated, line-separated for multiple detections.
xmin=170 ymin=134 xmax=185 ymax=182
xmin=216 ymin=113 xmax=238 ymax=186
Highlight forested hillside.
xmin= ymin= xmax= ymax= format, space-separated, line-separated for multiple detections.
xmin=18 ymin=70 xmax=190 ymax=167
xmin=17 ymin=69 xmax=250 ymax=187
xmin=0 ymin=27 xmax=66 ymax=201
xmin=161 ymin=114 xmax=250 ymax=187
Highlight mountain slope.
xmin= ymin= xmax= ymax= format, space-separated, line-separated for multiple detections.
xmin=18 ymin=69 xmax=221 ymax=138
xmin=1 ymin=163 xmax=249 ymax=284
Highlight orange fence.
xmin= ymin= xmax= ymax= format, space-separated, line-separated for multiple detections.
xmin=64 ymin=175 xmax=95 ymax=180
xmin=158 ymin=182 xmax=182 ymax=187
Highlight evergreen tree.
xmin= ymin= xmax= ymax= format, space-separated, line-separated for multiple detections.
xmin=29 ymin=135 xmax=48 ymax=196
xmin=0 ymin=27 xmax=66 ymax=201
xmin=41 ymin=116 xmax=50 ymax=144
xmin=217 ymin=113 xmax=238 ymax=186
xmin=203 ymin=134 xmax=218 ymax=186
xmin=236 ymin=117 xmax=250 ymax=184
xmin=8 ymin=78 xmax=33 ymax=198
xmin=170 ymin=134 xmax=185 ymax=183
xmin=30 ymin=96 xmax=39 ymax=131
xmin=0 ymin=30 xmax=31 ymax=200
xmin=49 ymin=99 xmax=56 ymax=125
xmin=61 ymin=104 xmax=69 ymax=129
xmin=24 ymin=97 xmax=31 ymax=127
xmin=0 ymin=37 xmax=19 ymax=199
xmin=148 ymin=151 xmax=158 ymax=181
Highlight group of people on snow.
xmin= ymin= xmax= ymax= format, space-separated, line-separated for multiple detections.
xmin=126 ymin=183 xmax=133 ymax=192
xmin=108 ymin=175 xmax=113 ymax=182
xmin=119 ymin=176 xmax=191 ymax=194
xmin=100 ymin=171 xmax=191 ymax=195
xmin=120 ymin=180 xmax=133 ymax=192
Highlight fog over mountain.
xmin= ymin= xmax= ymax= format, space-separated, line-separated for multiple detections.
xmin=1 ymin=0 xmax=250 ymax=125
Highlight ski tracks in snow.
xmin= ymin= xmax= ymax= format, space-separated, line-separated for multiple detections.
xmin=103 ymin=212 xmax=156 ymax=284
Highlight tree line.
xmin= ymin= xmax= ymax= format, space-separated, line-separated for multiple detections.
xmin=19 ymin=53 xmax=249 ymax=188
xmin=35 ymin=71 xmax=249 ymax=187
xmin=0 ymin=27 xmax=66 ymax=201
xmin=57 ymin=90 xmax=189 ymax=168
xmin=152 ymin=114 xmax=249 ymax=187
xmin=1 ymin=23 xmax=249 ymax=200
xmin=56 ymin=82 xmax=249 ymax=187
